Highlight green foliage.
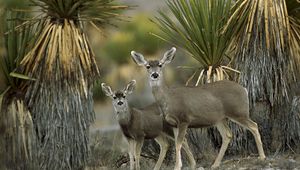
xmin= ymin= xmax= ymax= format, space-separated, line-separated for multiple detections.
xmin=154 ymin=0 xmax=241 ymax=84
xmin=102 ymin=15 xmax=165 ymax=64
xmin=0 ymin=11 xmax=36 ymax=94
xmin=124 ymin=15 xmax=162 ymax=55
xmin=103 ymin=32 xmax=135 ymax=64
xmin=154 ymin=0 xmax=235 ymax=68
xmin=1 ymin=0 xmax=29 ymax=9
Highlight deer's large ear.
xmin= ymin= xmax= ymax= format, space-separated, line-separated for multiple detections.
xmin=101 ymin=83 xmax=113 ymax=97
xmin=124 ymin=80 xmax=136 ymax=95
xmin=131 ymin=51 xmax=147 ymax=66
xmin=160 ymin=47 xmax=176 ymax=65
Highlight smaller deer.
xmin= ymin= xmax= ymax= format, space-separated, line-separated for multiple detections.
xmin=131 ymin=48 xmax=266 ymax=170
xmin=101 ymin=80 xmax=196 ymax=170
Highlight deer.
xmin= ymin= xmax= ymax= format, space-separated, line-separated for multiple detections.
xmin=131 ymin=47 xmax=266 ymax=170
xmin=101 ymin=80 xmax=196 ymax=170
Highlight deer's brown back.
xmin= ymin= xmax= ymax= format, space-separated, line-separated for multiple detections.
xmin=164 ymin=80 xmax=249 ymax=127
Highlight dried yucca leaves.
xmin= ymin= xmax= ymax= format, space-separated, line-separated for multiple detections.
xmin=0 ymin=97 xmax=36 ymax=170
xmin=228 ymin=0 xmax=293 ymax=107
xmin=289 ymin=17 xmax=300 ymax=75
xmin=20 ymin=19 xmax=99 ymax=83
xmin=225 ymin=0 xmax=300 ymax=151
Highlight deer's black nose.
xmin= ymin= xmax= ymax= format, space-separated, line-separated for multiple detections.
xmin=117 ymin=101 xmax=123 ymax=105
xmin=151 ymin=73 xmax=159 ymax=79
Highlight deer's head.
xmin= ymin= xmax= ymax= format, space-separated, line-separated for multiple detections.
xmin=101 ymin=80 xmax=136 ymax=113
xmin=131 ymin=47 xmax=176 ymax=87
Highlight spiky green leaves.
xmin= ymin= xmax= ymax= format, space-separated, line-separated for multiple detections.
xmin=155 ymin=0 xmax=234 ymax=67
xmin=31 ymin=0 xmax=129 ymax=26
xmin=0 ymin=11 xmax=36 ymax=94
xmin=155 ymin=0 xmax=239 ymax=84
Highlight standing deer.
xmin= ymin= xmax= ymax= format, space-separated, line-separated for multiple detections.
xmin=131 ymin=47 xmax=266 ymax=170
xmin=101 ymin=80 xmax=196 ymax=170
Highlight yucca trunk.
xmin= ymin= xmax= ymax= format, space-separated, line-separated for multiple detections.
xmin=19 ymin=18 xmax=99 ymax=169
xmin=231 ymin=0 xmax=299 ymax=151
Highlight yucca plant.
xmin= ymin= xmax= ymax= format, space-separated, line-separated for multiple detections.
xmin=154 ymin=0 xmax=240 ymax=85
xmin=15 ymin=0 xmax=129 ymax=169
xmin=225 ymin=0 xmax=300 ymax=151
xmin=0 ymin=10 xmax=37 ymax=170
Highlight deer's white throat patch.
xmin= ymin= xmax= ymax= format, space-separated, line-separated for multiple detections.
xmin=149 ymin=77 xmax=163 ymax=87
xmin=113 ymin=102 xmax=130 ymax=122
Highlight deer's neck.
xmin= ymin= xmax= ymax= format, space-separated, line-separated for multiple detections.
xmin=115 ymin=105 xmax=132 ymax=126
xmin=151 ymin=82 xmax=168 ymax=114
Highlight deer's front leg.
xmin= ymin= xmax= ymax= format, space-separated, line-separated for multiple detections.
xmin=128 ymin=139 xmax=135 ymax=170
xmin=173 ymin=123 xmax=188 ymax=170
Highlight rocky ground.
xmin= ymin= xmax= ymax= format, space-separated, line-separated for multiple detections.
xmin=215 ymin=154 xmax=300 ymax=170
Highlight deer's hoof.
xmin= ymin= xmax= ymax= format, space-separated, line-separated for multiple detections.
xmin=190 ymin=164 xmax=196 ymax=170
xmin=191 ymin=160 xmax=196 ymax=169
xmin=259 ymin=155 xmax=266 ymax=160
xmin=174 ymin=164 xmax=182 ymax=170
xmin=211 ymin=163 xmax=220 ymax=169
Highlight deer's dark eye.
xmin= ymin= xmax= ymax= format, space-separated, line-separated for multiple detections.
xmin=158 ymin=64 xmax=162 ymax=67
xmin=146 ymin=65 xmax=150 ymax=69
xmin=113 ymin=96 xmax=117 ymax=99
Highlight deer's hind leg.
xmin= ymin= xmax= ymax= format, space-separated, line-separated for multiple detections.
xmin=212 ymin=119 xmax=232 ymax=168
xmin=134 ymin=138 xmax=144 ymax=170
xmin=154 ymin=134 xmax=170 ymax=170
xmin=182 ymin=138 xmax=196 ymax=169
xmin=235 ymin=118 xmax=266 ymax=160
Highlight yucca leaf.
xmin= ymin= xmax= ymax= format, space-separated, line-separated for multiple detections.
xmin=9 ymin=72 xmax=36 ymax=81
xmin=29 ymin=0 xmax=129 ymax=28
